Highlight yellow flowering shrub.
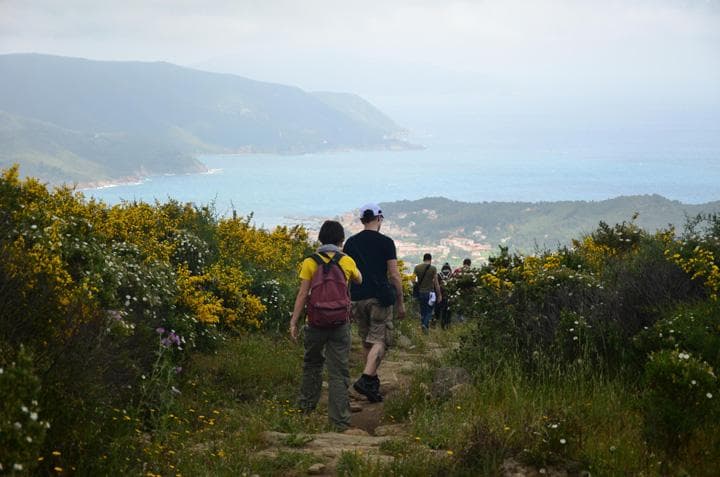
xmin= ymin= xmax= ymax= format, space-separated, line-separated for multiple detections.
xmin=177 ymin=264 xmax=266 ymax=328
xmin=0 ymin=165 xmax=312 ymax=472
xmin=217 ymin=218 xmax=308 ymax=274
xmin=666 ymin=246 xmax=720 ymax=301
xmin=177 ymin=266 xmax=225 ymax=324
xmin=479 ymin=272 xmax=513 ymax=293
xmin=94 ymin=202 xmax=178 ymax=262
xmin=572 ymin=236 xmax=614 ymax=273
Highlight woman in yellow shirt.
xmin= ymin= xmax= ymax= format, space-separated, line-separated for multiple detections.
xmin=289 ymin=220 xmax=362 ymax=431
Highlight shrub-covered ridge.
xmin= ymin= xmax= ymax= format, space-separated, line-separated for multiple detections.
xmin=0 ymin=165 xmax=311 ymax=474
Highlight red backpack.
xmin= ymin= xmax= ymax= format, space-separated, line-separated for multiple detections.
xmin=306 ymin=252 xmax=351 ymax=328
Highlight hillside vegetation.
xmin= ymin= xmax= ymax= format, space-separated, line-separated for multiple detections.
xmin=1 ymin=166 xmax=719 ymax=475
xmin=0 ymin=54 xmax=413 ymax=184
xmin=383 ymin=195 xmax=720 ymax=252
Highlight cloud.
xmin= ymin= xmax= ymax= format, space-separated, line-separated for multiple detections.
xmin=1 ymin=0 xmax=718 ymax=117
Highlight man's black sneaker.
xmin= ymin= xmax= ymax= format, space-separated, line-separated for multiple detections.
xmin=369 ymin=375 xmax=383 ymax=401
xmin=370 ymin=374 xmax=380 ymax=391
xmin=353 ymin=376 xmax=383 ymax=403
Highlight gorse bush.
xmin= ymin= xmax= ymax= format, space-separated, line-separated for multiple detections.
xmin=450 ymin=213 xmax=720 ymax=463
xmin=0 ymin=165 xmax=311 ymax=473
xmin=451 ymin=217 xmax=714 ymax=373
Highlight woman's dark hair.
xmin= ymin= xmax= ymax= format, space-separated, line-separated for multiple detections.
xmin=423 ymin=253 xmax=432 ymax=261
xmin=318 ymin=220 xmax=345 ymax=245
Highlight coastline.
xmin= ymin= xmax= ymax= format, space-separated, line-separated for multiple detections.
xmin=75 ymin=167 xmax=223 ymax=191
xmin=75 ymin=142 xmax=423 ymax=191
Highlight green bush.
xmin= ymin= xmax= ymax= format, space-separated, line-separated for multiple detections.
xmin=634 ymin=301 xmax=720 ymax=370
xmin=0 ymin=346 xmax=48 ymax=475
xmin=642 ymin=349 xmax=719 ymax=454
xmin=452 ymin=218 xmax=710 ymax=376
xmin=0 ymin=166 xmax=316 ymax=472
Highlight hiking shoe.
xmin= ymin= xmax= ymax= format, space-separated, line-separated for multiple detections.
xmin=353 ymin=376 xmax=383 ymax=403
xmin=370 ymin=374 xmax=380 ymax=391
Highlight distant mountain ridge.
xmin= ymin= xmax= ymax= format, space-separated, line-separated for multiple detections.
xmin=0 ymin=53 xmax=416 ymax=184
xmin=380 ymin=195 xmax=720 ymax=255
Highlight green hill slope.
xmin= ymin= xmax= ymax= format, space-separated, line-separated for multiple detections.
xmin=0 ymin=111 xmax=206 ymax=184
xmin=0 ymin=53 xmax=414 ymax=183
xmin=382 ymin=195 xmax=720 ymax=252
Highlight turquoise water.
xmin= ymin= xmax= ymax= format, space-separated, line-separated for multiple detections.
xmin=85 ymin=142 xmax=720 ymax=227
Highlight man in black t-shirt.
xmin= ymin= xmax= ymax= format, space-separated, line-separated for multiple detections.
xmin=343 ymin=203 xmax=405 ymax=402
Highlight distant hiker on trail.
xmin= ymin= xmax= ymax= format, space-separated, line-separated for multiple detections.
xmin=413 ymin=253 xmax=442 ymax=333
xmin=435 ymin=262 xmax=453 ymax=329
xmin=343 ymin=203 xmax=406 ymax=403
xmin=453 ymin=257 xmax=472 ymax=277
xmin=289 ymin=220 xmax=362 ymax=431
xmin=452 ymin=257 xmax=472 ymax=322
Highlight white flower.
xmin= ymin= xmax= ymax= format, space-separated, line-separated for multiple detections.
xmin=573 ymin=336 xmax=579 ymax=341
xmin=30 ymin=412 xmax=38 ymax=421
xmin=26 ymin=436 xmax=33 ymax=443
xmin=560 ymin=438 xmax=567 ymax=445
xmin=13 ymin=463 xmax=23 ymax=471
xmin=21 ymin=405 xmax=28 ymax=413
xmin=550 ymin=424 xmax=558 ymax=429
xmin=13 ymin=422 xmax=22 ymax=430
xmin=707 ymin=393 xmax=713 ymax=399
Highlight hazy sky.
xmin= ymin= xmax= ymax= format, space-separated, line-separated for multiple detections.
xmin=2 ymin=0 xmax=719 ymax=139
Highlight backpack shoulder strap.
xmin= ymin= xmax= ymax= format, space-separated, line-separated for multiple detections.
xmin=418 ymin=263 xmax=431 ymax=284
xmin=309 ymin=253 xmax=325 ymax=265
xmin=310 ymin=252 xmax=344 ymax=271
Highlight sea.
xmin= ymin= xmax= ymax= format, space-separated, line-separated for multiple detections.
xmin=84 ymin=138 xmax=720 ymax=228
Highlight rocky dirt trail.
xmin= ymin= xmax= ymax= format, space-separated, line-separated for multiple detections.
xmin=258 ymin=336 xmax=446 ymax=475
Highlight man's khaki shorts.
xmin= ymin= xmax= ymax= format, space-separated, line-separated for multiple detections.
xmin=352 ymin=298 xmax=394 ymax=348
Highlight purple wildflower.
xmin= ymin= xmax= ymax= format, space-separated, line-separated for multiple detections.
xmin=155 ymin=327 xmax=165 ymax=335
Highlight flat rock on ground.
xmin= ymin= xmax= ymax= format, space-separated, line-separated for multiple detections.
xmin=258 ymin=345 xmax=423 ymax=474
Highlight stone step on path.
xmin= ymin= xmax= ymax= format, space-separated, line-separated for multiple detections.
xmin=259 ymin=430 xmax=393 ymax=470
xmin=257 ymin=341 xmax=423 ymax=474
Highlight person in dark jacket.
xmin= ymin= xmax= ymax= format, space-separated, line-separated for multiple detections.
xmin=435 ymin=262 xmax=452 ymax=329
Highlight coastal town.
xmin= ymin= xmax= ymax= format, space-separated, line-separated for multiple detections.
xmin=331 ymin=210 xmax=492 ymax=267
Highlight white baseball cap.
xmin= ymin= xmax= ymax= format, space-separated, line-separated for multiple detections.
xmin=359 ymin=203 xmax=383 ymax=219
